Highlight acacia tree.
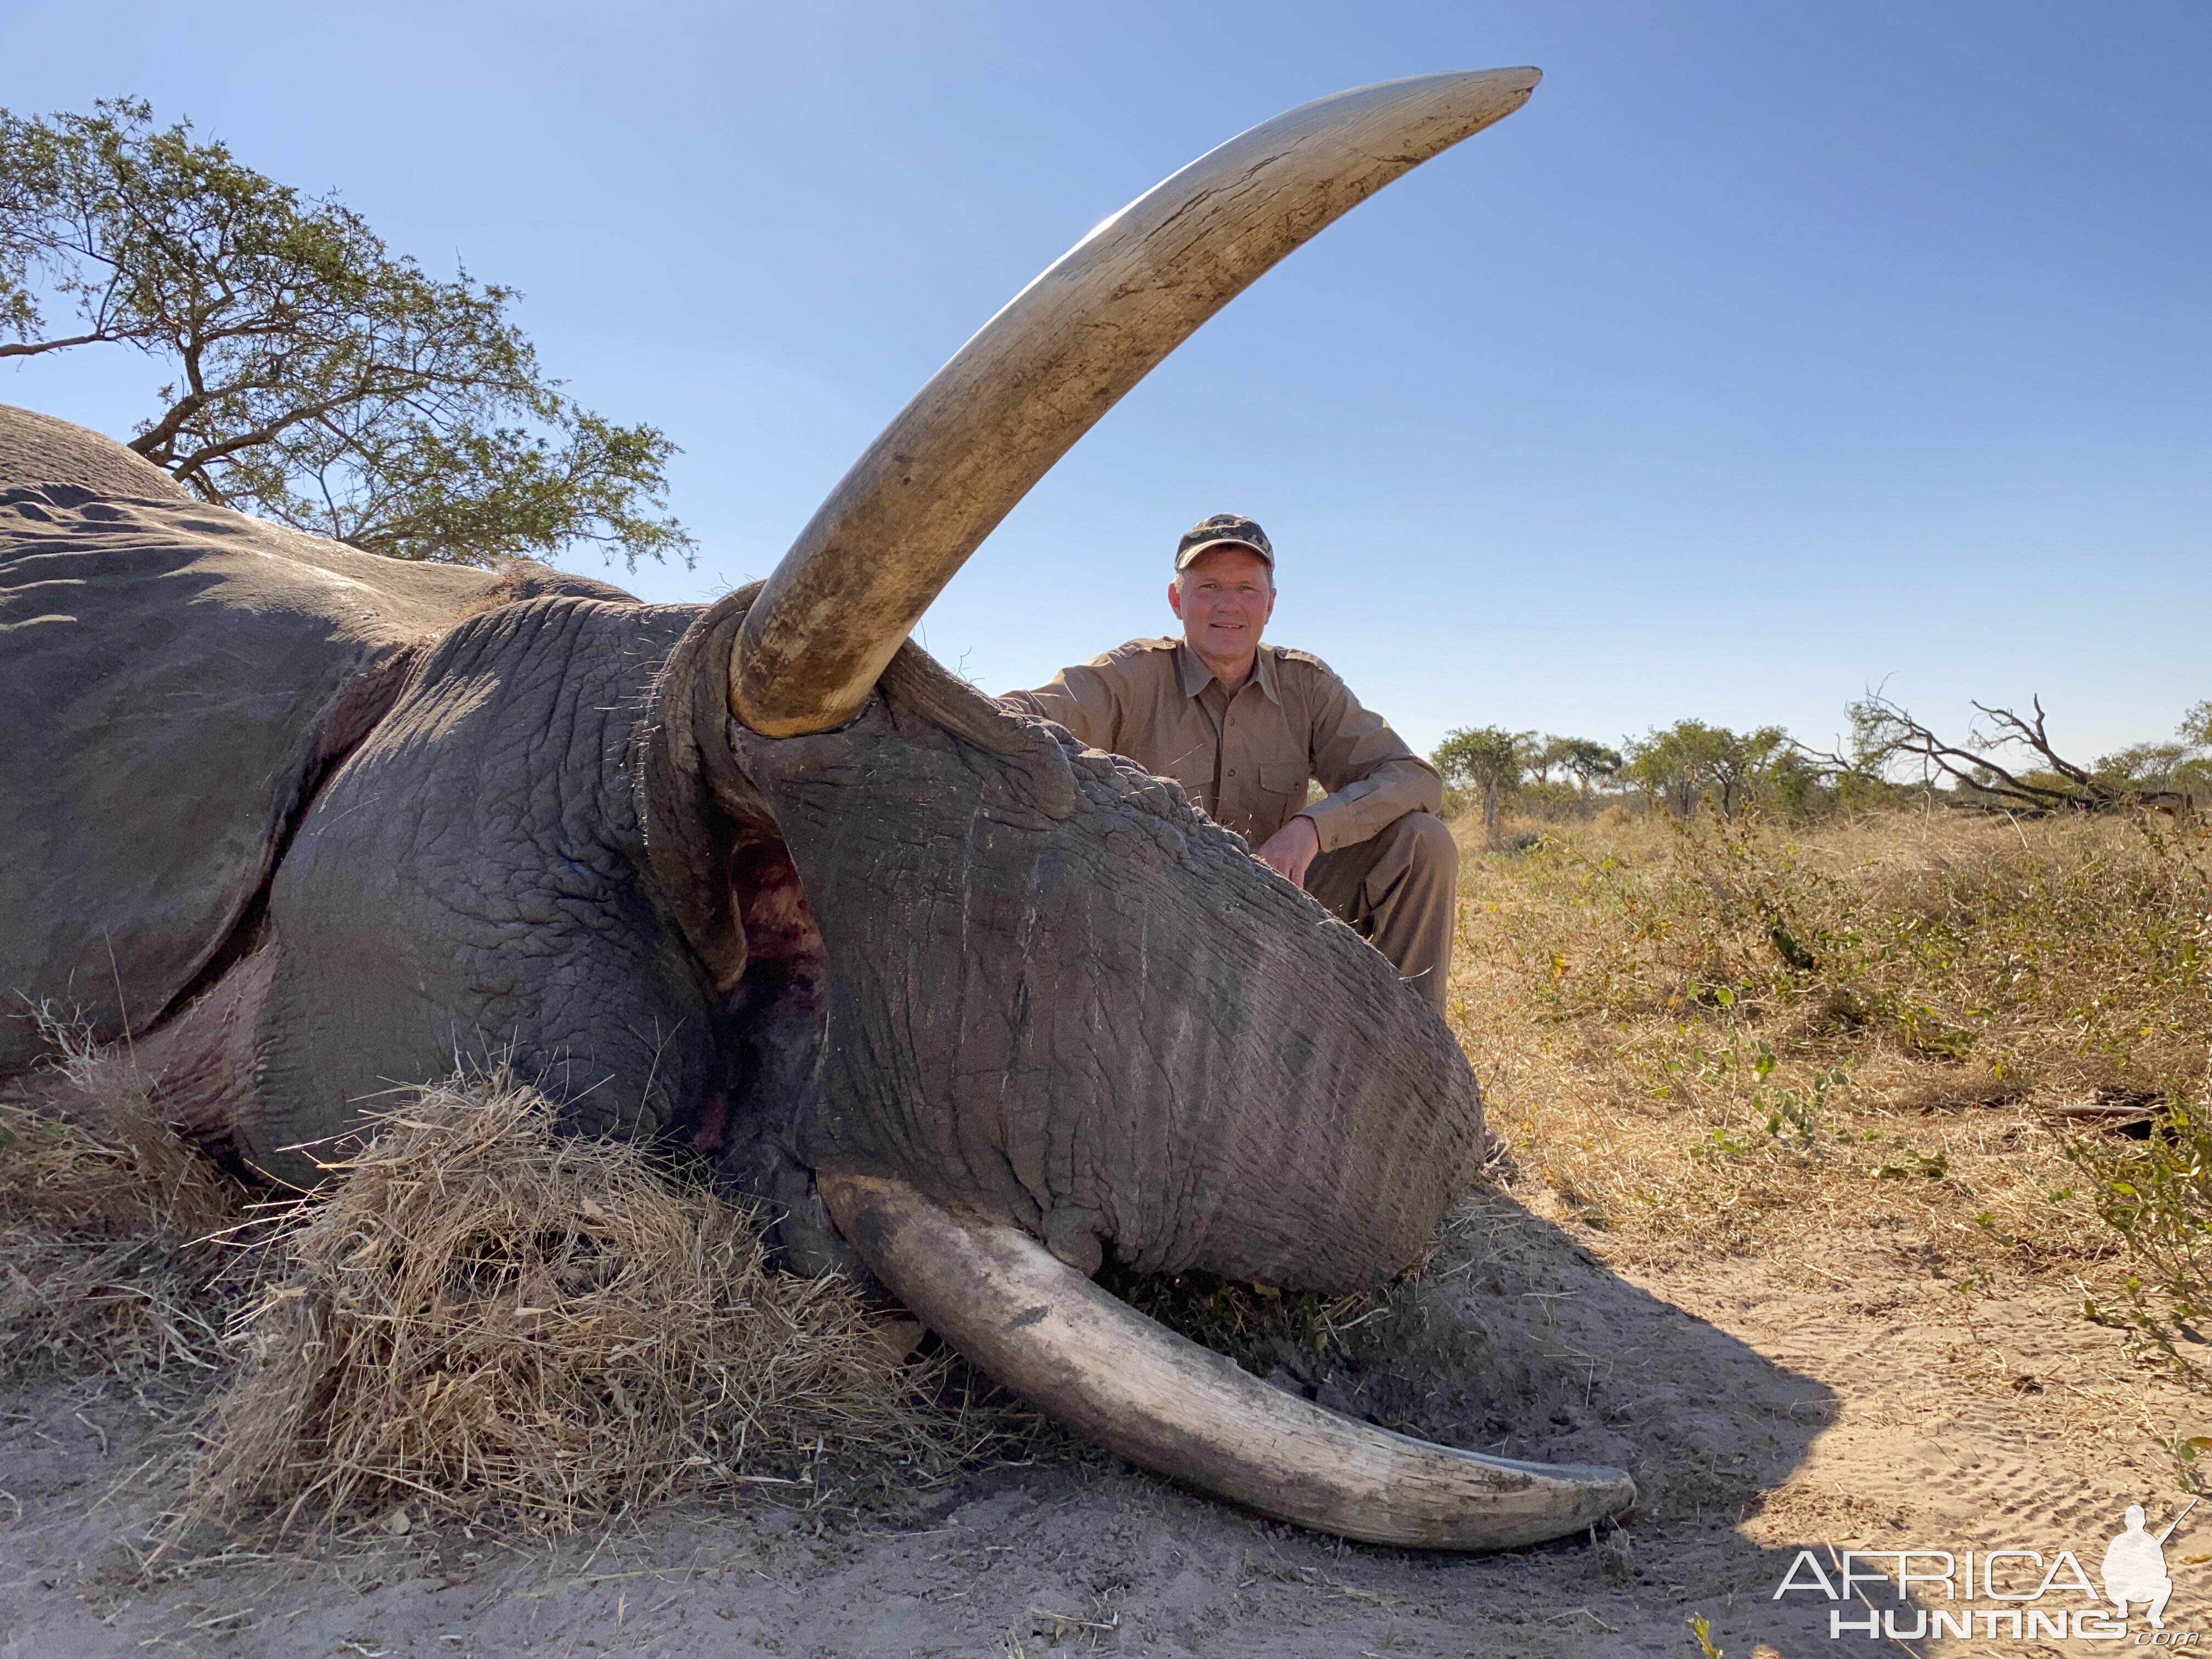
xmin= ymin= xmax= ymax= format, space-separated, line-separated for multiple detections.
xmin=1624 ymin=720 xmax=1791 ymax=819
xmin=1539 ymin=736 xmax=1623 ymax=797
xmin=1433 ymin=725 xmax=1534 ymax=848
xmin=0 ymin=99 xmax=689 ymax=568
xmin=1622 ymin=721 xmax=1722 ymax=817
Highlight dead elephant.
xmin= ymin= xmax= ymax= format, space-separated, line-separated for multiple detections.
xmin=0 ymin=69 xmax=1633 ymax=1549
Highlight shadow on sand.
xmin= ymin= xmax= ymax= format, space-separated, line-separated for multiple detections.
xmin=1193 ymin=1187 xmax=1855 ymax=1655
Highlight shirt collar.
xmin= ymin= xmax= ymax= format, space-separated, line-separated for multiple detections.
xmin=1173 ymin=640 xmax=1281 ymax=705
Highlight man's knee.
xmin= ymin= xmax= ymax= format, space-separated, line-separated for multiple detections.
xmin=1308 ymin=810 xmax=1456 ymax=922
xmin=1390 ymin=810 xmax=1458 ymax=883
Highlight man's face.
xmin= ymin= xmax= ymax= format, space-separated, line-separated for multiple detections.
xmin=1169 ymin=545 xmax=1276 ymax=670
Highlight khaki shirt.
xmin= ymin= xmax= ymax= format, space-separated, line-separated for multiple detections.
xmin=1002 ymin=638 xmax=1441 ymax=853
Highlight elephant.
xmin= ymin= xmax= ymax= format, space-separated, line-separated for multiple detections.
xmin=0 ymin=70 xmax=1634 ymax=1549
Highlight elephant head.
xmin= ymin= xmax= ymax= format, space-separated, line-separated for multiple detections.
xmin=0 ymin=70 xmax=1633 ymax=1549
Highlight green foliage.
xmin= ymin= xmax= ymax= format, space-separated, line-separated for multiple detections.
xmin=2095 ymin=742 xmax=2212 ymax=799
xmin=2069 ymin=1086 xmax=2212 ymax=1376
xmin=0 ymin=98 xmax=690 ymax=569
xmin=1875 ymin=1143 xmax=1948 ymax=1180
xmin=1690 ymin=1042 xmax=1853 ymax=1163
xmin=1759 ymin=1056 xmax=1852 ymax=1147
xmin=2095 ymin=704 xmax=2212 ymax=804
xmin=1433 ymin=725 xmax=1537 ymax=844
xmin=2185 ymin=702 xmax=2212 ymax=750
xmin=1622 ymin=719 xmax=1799 ymax=820
xmin=1432 ymin=725 xmax=1536 ymax=797
xmin=1434 ymin=728 xmax=1629 ymax=840
xmin=1536 ymin=736 xmax=1623 ymax=793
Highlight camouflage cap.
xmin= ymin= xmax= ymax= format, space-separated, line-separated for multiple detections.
xmin=1174 ymin=512 xmax=1274 ymax=571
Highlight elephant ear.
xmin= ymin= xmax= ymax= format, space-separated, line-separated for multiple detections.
xmin=0 ymin=404 xmax=635 ymax=1076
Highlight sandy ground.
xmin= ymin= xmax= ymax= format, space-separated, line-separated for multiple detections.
xmin=8 ymin=1185 xmax=2209 ymax=1659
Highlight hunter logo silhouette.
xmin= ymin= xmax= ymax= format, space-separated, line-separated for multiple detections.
xmin=2104 ymin=1498 xmax=2194 ymax=1629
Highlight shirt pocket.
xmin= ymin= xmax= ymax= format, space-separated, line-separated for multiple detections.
xmin=1159 ymin=742 xmax=1214 ymax=801
xmin=1259 ymin=761 xmax=1310 ymax=800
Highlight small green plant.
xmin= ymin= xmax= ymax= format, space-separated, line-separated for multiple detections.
xmin=2067 ymin=1079 xmax=2212 ymax=1375
xmin=1875 ymin=1145 xmax=1949 ymax=1181
xmin=1689 ymin=1049 xmax=1857 ymax=1162
xmin=1695 ymin=1126 xmax=1759 ymax=1164
xmin=1754 ymin=1059 xmax=1852 ymax=1147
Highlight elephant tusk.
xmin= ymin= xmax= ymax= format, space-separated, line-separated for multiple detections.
xmin=730 ymin=68 xmax=1541 ymax=737
xmin=817 ymin=1168 xmax=1635 ymax=1551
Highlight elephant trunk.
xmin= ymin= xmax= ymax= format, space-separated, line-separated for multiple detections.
xmin=726 ymin=67 xmax=1539 ymax=738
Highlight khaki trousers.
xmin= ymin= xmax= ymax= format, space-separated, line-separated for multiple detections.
xmin=1302 ymin=810 xmax=1458 ymax=1015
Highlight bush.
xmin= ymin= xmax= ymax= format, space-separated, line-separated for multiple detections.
xmin=2070 ymin=1079 xmax=2212 ymax=1374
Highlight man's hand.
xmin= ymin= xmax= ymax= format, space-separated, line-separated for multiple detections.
xmin=1255 ymin=814 xmax=1321 ymax=888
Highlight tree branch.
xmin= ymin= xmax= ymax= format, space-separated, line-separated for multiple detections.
xmin=1835 ymin=693 xmax=2135 ymax=814
xmin=0 ymin=329 xmax=126 ymax=358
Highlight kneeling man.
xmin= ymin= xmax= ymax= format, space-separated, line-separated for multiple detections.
xmin=1004 ymin=514 xmax=1457 ymax=1013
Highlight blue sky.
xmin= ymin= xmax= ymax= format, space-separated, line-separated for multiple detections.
xmin=7 ymin=2 xmax=2206 ymax=760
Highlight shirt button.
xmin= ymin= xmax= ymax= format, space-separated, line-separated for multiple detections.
xmin=1228 ymin=769 xmax=1237 ymax=777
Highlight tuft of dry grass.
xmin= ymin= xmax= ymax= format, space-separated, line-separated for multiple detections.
xmin=182 ymin=1073 xmax=960 ymax=1540
xmin=0 ymin=1024 xmax=253 ymax=1376
xmin=1448 ymin=808 xmax=2212 ymax=1302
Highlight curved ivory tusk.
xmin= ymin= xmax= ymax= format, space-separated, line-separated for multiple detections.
xmin=732 ymin=68 xmax=1541 ymax=736
xmin=819 ymin=1169 xmax=1634 ymax=1551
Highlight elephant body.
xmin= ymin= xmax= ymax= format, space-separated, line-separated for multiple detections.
xmin=0 ymin=419 xmax=631 ymax=1082
xmin=1 ymin=406 xmax=1480 ymax=1291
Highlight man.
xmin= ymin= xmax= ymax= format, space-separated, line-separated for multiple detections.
xmin=1003 ymin=513 xmax=1457 ymax=1014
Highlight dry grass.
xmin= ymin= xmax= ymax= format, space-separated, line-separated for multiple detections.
xmin=181 ymin=1074 xmax=962 ymax=1541
xmin=3 ymin=1044 xmax=997 ymax=1545
xmin=1448 ymin=807 xmax=2212 ymax=1305
xmin=0 ymin=1025 xmax=255 ymax=1377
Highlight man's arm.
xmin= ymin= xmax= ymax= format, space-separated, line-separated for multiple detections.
xmin=1000 ymin=661 xmax=1121 ymax=752
xmin=1297 ymin=669 xmax=1444 ymax=853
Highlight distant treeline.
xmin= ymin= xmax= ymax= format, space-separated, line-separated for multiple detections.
xmin=1434 ymin=698 xmax=2212 ymax=840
